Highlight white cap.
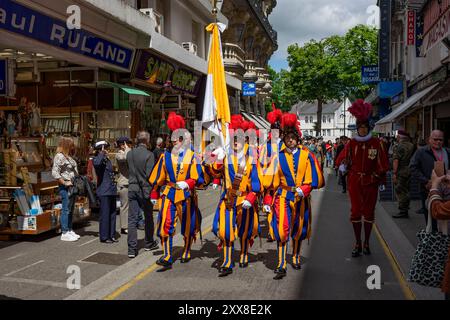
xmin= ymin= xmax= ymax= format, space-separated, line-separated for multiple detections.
xmin=94 ymin=140 xmax=110 ymax=149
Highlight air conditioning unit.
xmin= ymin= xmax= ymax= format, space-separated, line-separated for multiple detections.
xmin=140 ymin=8 xmax=164 ymax=34
xmin=182 ymin=42 xmax=198 ymax=55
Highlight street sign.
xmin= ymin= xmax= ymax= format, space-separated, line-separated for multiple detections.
xmin=242 ymin=82 xmax=256 ymax=97
xmin=379 ymin=0 xmax=391 ymax=79
xmin=361 ymin=65 xmax=379 ymax=84
xmin=0 ymin=59 xmax=7 ymax=96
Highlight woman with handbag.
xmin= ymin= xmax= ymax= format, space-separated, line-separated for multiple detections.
xmin=428 ymin=170 xmax=450 ymax=300
xmin=52 ymin=137 xmax=80 ymax=242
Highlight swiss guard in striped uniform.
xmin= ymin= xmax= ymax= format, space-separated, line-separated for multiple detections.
xmin=209 ymin=115 xmax=263 ymax=277
xmin=263 ymin=113 xmax=324 ymax=279
xmin=259 ymin=106 xmax=283 ymax=243
xmin=149 ymin=112 xmax=203 ymax=271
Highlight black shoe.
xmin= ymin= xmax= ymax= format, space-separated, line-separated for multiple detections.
xmin=351 ymin=244 xmax=362 ymax=257
xmin=218 ymin=267 xmax=233 ymax=277
xmin=273 ymin=268 xmax=287 ymax=280
xmin=363 ymin=245 xmax=371 ymax=255
xmin=180 ymin=257 xmax=191 ymax=263
xmin=128 ymin=251 xmax=137 ymax=258
xmin=144 ymin=240 xmax=159 ymax=251
xmin=121 ymin=228 xmax=128 ymax=235
xmin=292 ymin=263 xmax=301 ymax=270
xmin=110 ymin=238 xmax=119 ymax=243
xmin=156 ymin=258 xmax=172 ymax=271
xmin=100 ymin=239 xmax=113 ymax=243
xmin=392 ymin=212 xmax=409 ymax=219
xmin=239 ymin=262 xmax=248 ymax=268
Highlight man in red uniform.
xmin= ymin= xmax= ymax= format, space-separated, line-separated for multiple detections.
xmin=336 ymin=100 xmax=389 ymax=257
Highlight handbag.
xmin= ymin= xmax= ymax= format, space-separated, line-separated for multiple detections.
xmin=408 ymin=201 xmax=450 ymax=288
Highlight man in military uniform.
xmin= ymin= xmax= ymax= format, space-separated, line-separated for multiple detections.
xmin=392 ymin=130 xmax=415 ymax=218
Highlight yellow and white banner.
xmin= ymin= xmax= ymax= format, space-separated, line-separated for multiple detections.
xmin=202 ymin=22 xmax=231 ymax=149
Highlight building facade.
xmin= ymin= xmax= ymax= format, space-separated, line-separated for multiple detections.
xmin=291 ymin=99 xmax=355 ymax=141
xmin=374 ymin=0 xmax=450 ymax=146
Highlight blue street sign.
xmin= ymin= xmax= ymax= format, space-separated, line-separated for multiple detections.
xmin=242 ymin=82 xmax=256 ymax=96
xmin=0 ymin=60 xmax=7 ymax=96
xmin=362 ymin=65 xmax=379 ymax=84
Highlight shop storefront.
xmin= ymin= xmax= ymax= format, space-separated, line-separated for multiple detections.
xmin=0 ymin=0 xmax=148 ymax=238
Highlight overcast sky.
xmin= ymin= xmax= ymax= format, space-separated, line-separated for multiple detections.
xmin=268 ymin=0 xmax=377 ymax=71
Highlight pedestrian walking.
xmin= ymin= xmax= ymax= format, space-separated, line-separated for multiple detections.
xmin=263 ymin=113 xmax=324 ymax=279
xmin=115 ymin=137 xmax=132 ymax=235
xmin=127 ymin=131 xmax=158 ymax=258
xmin=335 ymin=136 xmax=348 ymax=192
xmin=52 ymin=136 xmax=80 ymax=242
xmin=93 ymin=141 xmax=118 ymax=243
xmin=149 ymin=113 xmax=202 ymax=270
xmin=153 ymin=137 xmax=164 ymax=162
xmin=392 ymin=130 xmax=415 ymax=218
xmin=336 ymin=100 xmax=389 ymax=257
xmin=208 ymin=114 xmax=262 ymax=277
xmin=410 ymin=130 xmax=450 ymax=227
xmin=427 ymin=170 xmax=450 ymax=300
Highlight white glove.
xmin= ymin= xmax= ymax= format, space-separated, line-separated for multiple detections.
xmin=212 ymin=147 xmax=226 ymax=161
xmin=296 ymin=187 xmax=304 ymax=197
xmin=151 ymin=199 xmax=157 ymax=206
xmin=379 ymin=185 xmax=386 ymax=192
xmin=176 ymin=181 xmax=189 ymax=190
xmin=242 ymin=200 xmax=252 ymax=209
xmin=263 ymin=205 xmax=271 ymax=213
xmin=212 ymin=184 xmax=219 ymax=190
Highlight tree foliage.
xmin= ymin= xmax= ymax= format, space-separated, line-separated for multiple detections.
xmin=268 ymin=24 xmax=378 ymax=135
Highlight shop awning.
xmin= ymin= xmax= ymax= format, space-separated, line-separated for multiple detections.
xmin=97 ymin=81 xmax=150 ymax=96
xmin=375 ymin=83 xmax=439 ymax=125
xmin=242 ymin=112 xmax=270 ymax=129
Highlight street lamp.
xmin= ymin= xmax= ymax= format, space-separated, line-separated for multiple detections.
xmin=212 ymin=0 xmax=223 ymax=14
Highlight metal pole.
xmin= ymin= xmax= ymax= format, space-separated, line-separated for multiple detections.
xmin=69 ymin=70 xmax=73 ymax=133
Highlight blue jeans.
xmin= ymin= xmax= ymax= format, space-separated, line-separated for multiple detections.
xmin=59 ymin=185 xmax=75 ymax=233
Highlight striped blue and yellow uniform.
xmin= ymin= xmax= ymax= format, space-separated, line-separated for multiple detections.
xmin=209 ymin=145 xmax=263 ymax=269
xmin=149 ymin=148 xmax=202 ymax=263
xmin=263 ymin=144 xmax=324 ymax=270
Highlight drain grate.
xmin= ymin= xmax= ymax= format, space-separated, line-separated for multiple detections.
xmin=81 ymin=252 xmax=129 ymax=266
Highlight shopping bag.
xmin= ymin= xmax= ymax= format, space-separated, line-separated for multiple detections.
xmin=408 ymin=206 xmax=450 ymax=287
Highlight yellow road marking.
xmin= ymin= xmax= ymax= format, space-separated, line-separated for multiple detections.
xmin=374 ymin=224 xmax=416 ymax=300
xmin=104 ymin=226 xmax=213 ymax=300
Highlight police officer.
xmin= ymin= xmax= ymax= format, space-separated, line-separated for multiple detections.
xmin=392 ymin=130 xmax=415 ymax=218
xmin=93 ymin=141 xmax=118 ymax=243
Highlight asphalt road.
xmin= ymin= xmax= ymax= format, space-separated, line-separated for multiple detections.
xmin=0 ymin=171 xmax=411 ymax=300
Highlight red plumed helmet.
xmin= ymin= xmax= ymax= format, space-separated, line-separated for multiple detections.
xmin=348 ymin=99 xmax=373 ymax=123
xmin=267 ymin=108 xmax=283 ymax=125
xmin=167 ymin=112 xmax=186 ymax=132
xmin=241 ymin=120 xmax=251 ymax=131
xmin=247 ymin=121 xmax=256 ymax=130
xmin=230 ymin=114 xmax=244 ymax=130
xmin=281 ymin=113 xmax=302 ymax=138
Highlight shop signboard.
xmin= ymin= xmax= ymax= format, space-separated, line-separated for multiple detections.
xmin=407 ymin=11 xmax=416 ymax=46
xmin=0 ymin=59 xmax=7 ymax=96
xmin=361 ymin=65 xmax=379 ymax=84
xmin=242 ymin=82 xmax=256 ymax=96
xmin=132 ymin=50 xmax=202 ymax=96
xmin=0 ymin=0 xmax=134 ymax=71
xmin=378 ymin=0 xmax=391 ymax=79
xmin=421 ymin=6 xmax=450 ymax=56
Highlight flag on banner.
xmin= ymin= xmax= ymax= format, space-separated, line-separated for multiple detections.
xmin=202 ymin=22 xmax=231 ymax=150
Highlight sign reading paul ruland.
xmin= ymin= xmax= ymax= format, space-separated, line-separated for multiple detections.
xmin=132 ymin=50 xmax=202 ymax=96
xmin=0 ymin=0 xmax=134 ymax=71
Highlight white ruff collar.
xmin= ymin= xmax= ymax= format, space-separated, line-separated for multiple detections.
xmin=354 ymin=132 xmax=372 ymax=142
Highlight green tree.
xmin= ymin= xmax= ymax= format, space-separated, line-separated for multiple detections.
xmin=265 ymin=66 xmax=294 ymax=113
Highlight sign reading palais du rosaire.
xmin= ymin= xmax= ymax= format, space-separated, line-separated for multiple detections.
xmin=361 ymin=65 xmax=379 ymax=85
xmin=0 ymin=0 xmax=134 ymax=71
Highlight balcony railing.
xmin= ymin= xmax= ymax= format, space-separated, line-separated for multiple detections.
xmin=244 ymin=60 xmax=258 ymax=82
xmin=247 ymin=0 xmax=278 ymax=45
xmin=223 ymin=43 xmax=245 ymax=77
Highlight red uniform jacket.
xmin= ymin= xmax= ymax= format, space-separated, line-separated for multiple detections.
xmin=336 ymin=137 xmax=389 ymax=186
